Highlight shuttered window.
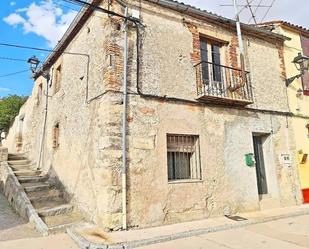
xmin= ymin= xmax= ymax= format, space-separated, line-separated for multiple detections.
xmin=200 ymin=38 xmax=209 ymax=83
xmin=199 ymin=37 xmax=222 ymax=84
xmin=211 ymin=44 xmax=222 ymax=82
xmin=301 ymin=35 xmax=309 ymax=96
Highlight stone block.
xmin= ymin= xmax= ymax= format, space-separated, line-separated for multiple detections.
xmin=0 ymin=147 xmax=8 ymax=162
xmin=132 ymin=136 xmax=155 ymax=150
xmin=98 ymin=136 xmax=121 ymax=150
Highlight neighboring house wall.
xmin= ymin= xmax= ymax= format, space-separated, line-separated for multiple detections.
xmin=3 ymin=0 xmax=303 ymax=230
xmin=273 ymin=25 xmax=309 ymax=202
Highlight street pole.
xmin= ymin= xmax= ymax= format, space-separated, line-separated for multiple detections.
xmin=233 ymin=0 xmax=246 ymax=87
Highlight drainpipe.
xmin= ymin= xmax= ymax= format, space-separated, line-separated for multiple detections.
xmin=121 ymin=6 xmax=129 ymax=230
xmin=232 ymin=0 xmax=246 ymax=88
xmin=37 ymin=71 xmax=50 ymax=169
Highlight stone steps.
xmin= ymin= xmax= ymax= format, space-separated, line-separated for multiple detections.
xmin=18 ymin=175 xmax=47 ymax=183
xmin=8 ymin=159 xmax=31 ymax=165
xmin=37 ymin=203 xmax=74 ymax=217
xmin=23 ymin=182 xmax=52 ymax=193
xmin=43 ymin=213 xmax=84 ymax=234
xmin=14 ymin=169 xmax=42 ymax=177
xmin=8 ymin=153 xmax=27 ymax=161
xmin=28 ymin=189 xmax=62 ymax=202
xmin=10 ymin=164 xmax=33 ymax=171
xmin=7 ymin=152 xmax=84 ymax=234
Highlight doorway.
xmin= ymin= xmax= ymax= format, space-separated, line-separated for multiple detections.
xmin=253 ymin=135 xmax=268 ymax=196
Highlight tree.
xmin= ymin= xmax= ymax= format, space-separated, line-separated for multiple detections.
xmin=0 ymin=95 xmax=28 ymax=133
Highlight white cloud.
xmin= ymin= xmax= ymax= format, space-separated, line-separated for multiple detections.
xmin=10 ymin=2 xmax=16 ymax=6
xmin=3 ymin=0 xmax=78 ymax=47
xmin=3 ymin=13 xmax=26 ymax=26
xmin=0 ymin=88 xmax=10 ymax=92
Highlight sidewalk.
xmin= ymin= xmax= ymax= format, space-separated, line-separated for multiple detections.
xmin=68 ymin=204 xmax=309 ymax=249
xmin=0 ymin=192 xmax=39 ymax=241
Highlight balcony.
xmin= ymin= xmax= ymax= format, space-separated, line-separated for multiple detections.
xmin=194 ymin=61 xmax=253 ymax=106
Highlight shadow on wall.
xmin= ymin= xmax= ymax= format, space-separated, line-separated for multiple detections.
xmin=45 ymin=165 xmax=74 ymax=204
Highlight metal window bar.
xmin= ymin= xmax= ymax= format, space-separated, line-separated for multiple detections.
xmin=167 ymin=134 xmax=201 ymax=181
xmin=195 ymin=61 xmax=253 ymax=103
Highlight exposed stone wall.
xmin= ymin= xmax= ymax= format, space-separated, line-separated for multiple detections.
xmin=3 ymin=1 xmax=125 ymax=230
xmin=125 ymin=94 xmax=301 ymax=228
xmin=124 ymin=0 xmax=301 ymax=228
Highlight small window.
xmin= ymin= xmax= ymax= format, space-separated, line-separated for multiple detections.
xmin=167 ymin=134 xmax=201 ymax=181
xmin=54 ymin=64 xmax=62 ymax=94
xmin=37 ymin=83 xmax=43 ymax=104
xmin=52 ymin=123 xmax=60 ymax=149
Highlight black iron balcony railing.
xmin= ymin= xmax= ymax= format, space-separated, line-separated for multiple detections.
xmin=194 ymin=61 xmax=253 ymax=106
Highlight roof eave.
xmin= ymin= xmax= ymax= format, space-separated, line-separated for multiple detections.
xmin=146 ymin=0 xmax=290 ymax=41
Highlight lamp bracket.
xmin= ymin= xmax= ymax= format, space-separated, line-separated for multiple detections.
xmin=286 ymin=73 xmax=302 ymax=87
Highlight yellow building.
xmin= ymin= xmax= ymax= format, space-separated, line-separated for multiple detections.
xmin=263 ymin=21 xmax=309 ymax=203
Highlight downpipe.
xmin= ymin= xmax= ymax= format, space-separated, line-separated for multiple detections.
xmin=121 ymin=6 xmax=129 ymax=230
xmin=37 ymin=72 xmax=50 ymax=170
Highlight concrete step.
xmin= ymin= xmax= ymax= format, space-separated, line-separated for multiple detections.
xmin=37 ymin=203 xmax=73 ymax=217
xmin=8 ymin=153 xmax=27 ymax=160
xmin=28 ymin=189 xmax=62 ymax=202
xmin=23 ymin=182 xmax=51 ymax=192
xmin=17 ymin=175 xmax=47 ymax=184
xmin=43 ymin=213 xmax=83 ymax=234
xmin=10 ymin=164 xmax=32 ymax=171
xmin=14 ymin=170 xmax=41 ymax=177
xmin=8 ymin=159 xmax=31 ymax=165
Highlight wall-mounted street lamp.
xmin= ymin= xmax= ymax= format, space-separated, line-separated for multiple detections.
xmin=27 ymin=55 xmax=40 ymax=73
xmin=286 ymin=52 xmax=309 ymax=87
xmin=27 ymin=56 xmax=50 ymax=81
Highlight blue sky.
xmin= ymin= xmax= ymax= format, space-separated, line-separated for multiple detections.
xmin=0 ymin=0 xmax=79 ymax=97
xmin=0 ymin=0 xmax=308 ymax=98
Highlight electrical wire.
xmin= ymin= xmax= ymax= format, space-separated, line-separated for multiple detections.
xmin=0 ymin=42 xmax=56 ymax=53
xmin=0 ymin=42 xmax=89 ymax=57
xmin=0 ymin=56 xmax=27 ymax=62
xmin=0 ymin=69 xmax=29 ymax=78
xmin=62 ymin=0 xmax=139 ymax=22
xmin=260 ymin=0 xmax=276 ymax=23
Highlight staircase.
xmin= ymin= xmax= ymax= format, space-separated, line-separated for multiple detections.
xmin=7 ymin=153 xmax=83 ymax=234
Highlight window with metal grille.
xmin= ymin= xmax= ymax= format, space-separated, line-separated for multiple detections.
xmin=167 ymin=134 xmax=202 ymax=181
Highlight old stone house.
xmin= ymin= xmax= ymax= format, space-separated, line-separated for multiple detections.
xmin=3 ymin=0 xmax=304 ymax=231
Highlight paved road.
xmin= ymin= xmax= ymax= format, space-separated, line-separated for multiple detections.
xmin=0 ymin=192 xmax=39 ymax=241
xmin=1 ymin=192 xmax=309 ymax=249
xmin=0 ymin=192 xmax=79 ymax=249
xmin=139 ymin=215 xmax=309 ymax=249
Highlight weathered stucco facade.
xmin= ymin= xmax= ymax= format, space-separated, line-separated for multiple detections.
xmin=3 ymin=0 xmax=303 ymax=230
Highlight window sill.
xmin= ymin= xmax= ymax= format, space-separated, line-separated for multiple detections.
xmin=168 ymin=179 xmax=203 ymax=184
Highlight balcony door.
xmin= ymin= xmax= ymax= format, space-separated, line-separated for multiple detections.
xmin=200 ymin=37 xmax=222 ymax=84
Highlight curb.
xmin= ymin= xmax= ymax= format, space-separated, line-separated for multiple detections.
xmin=67 ymin=207 xmax=309 ymax=249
